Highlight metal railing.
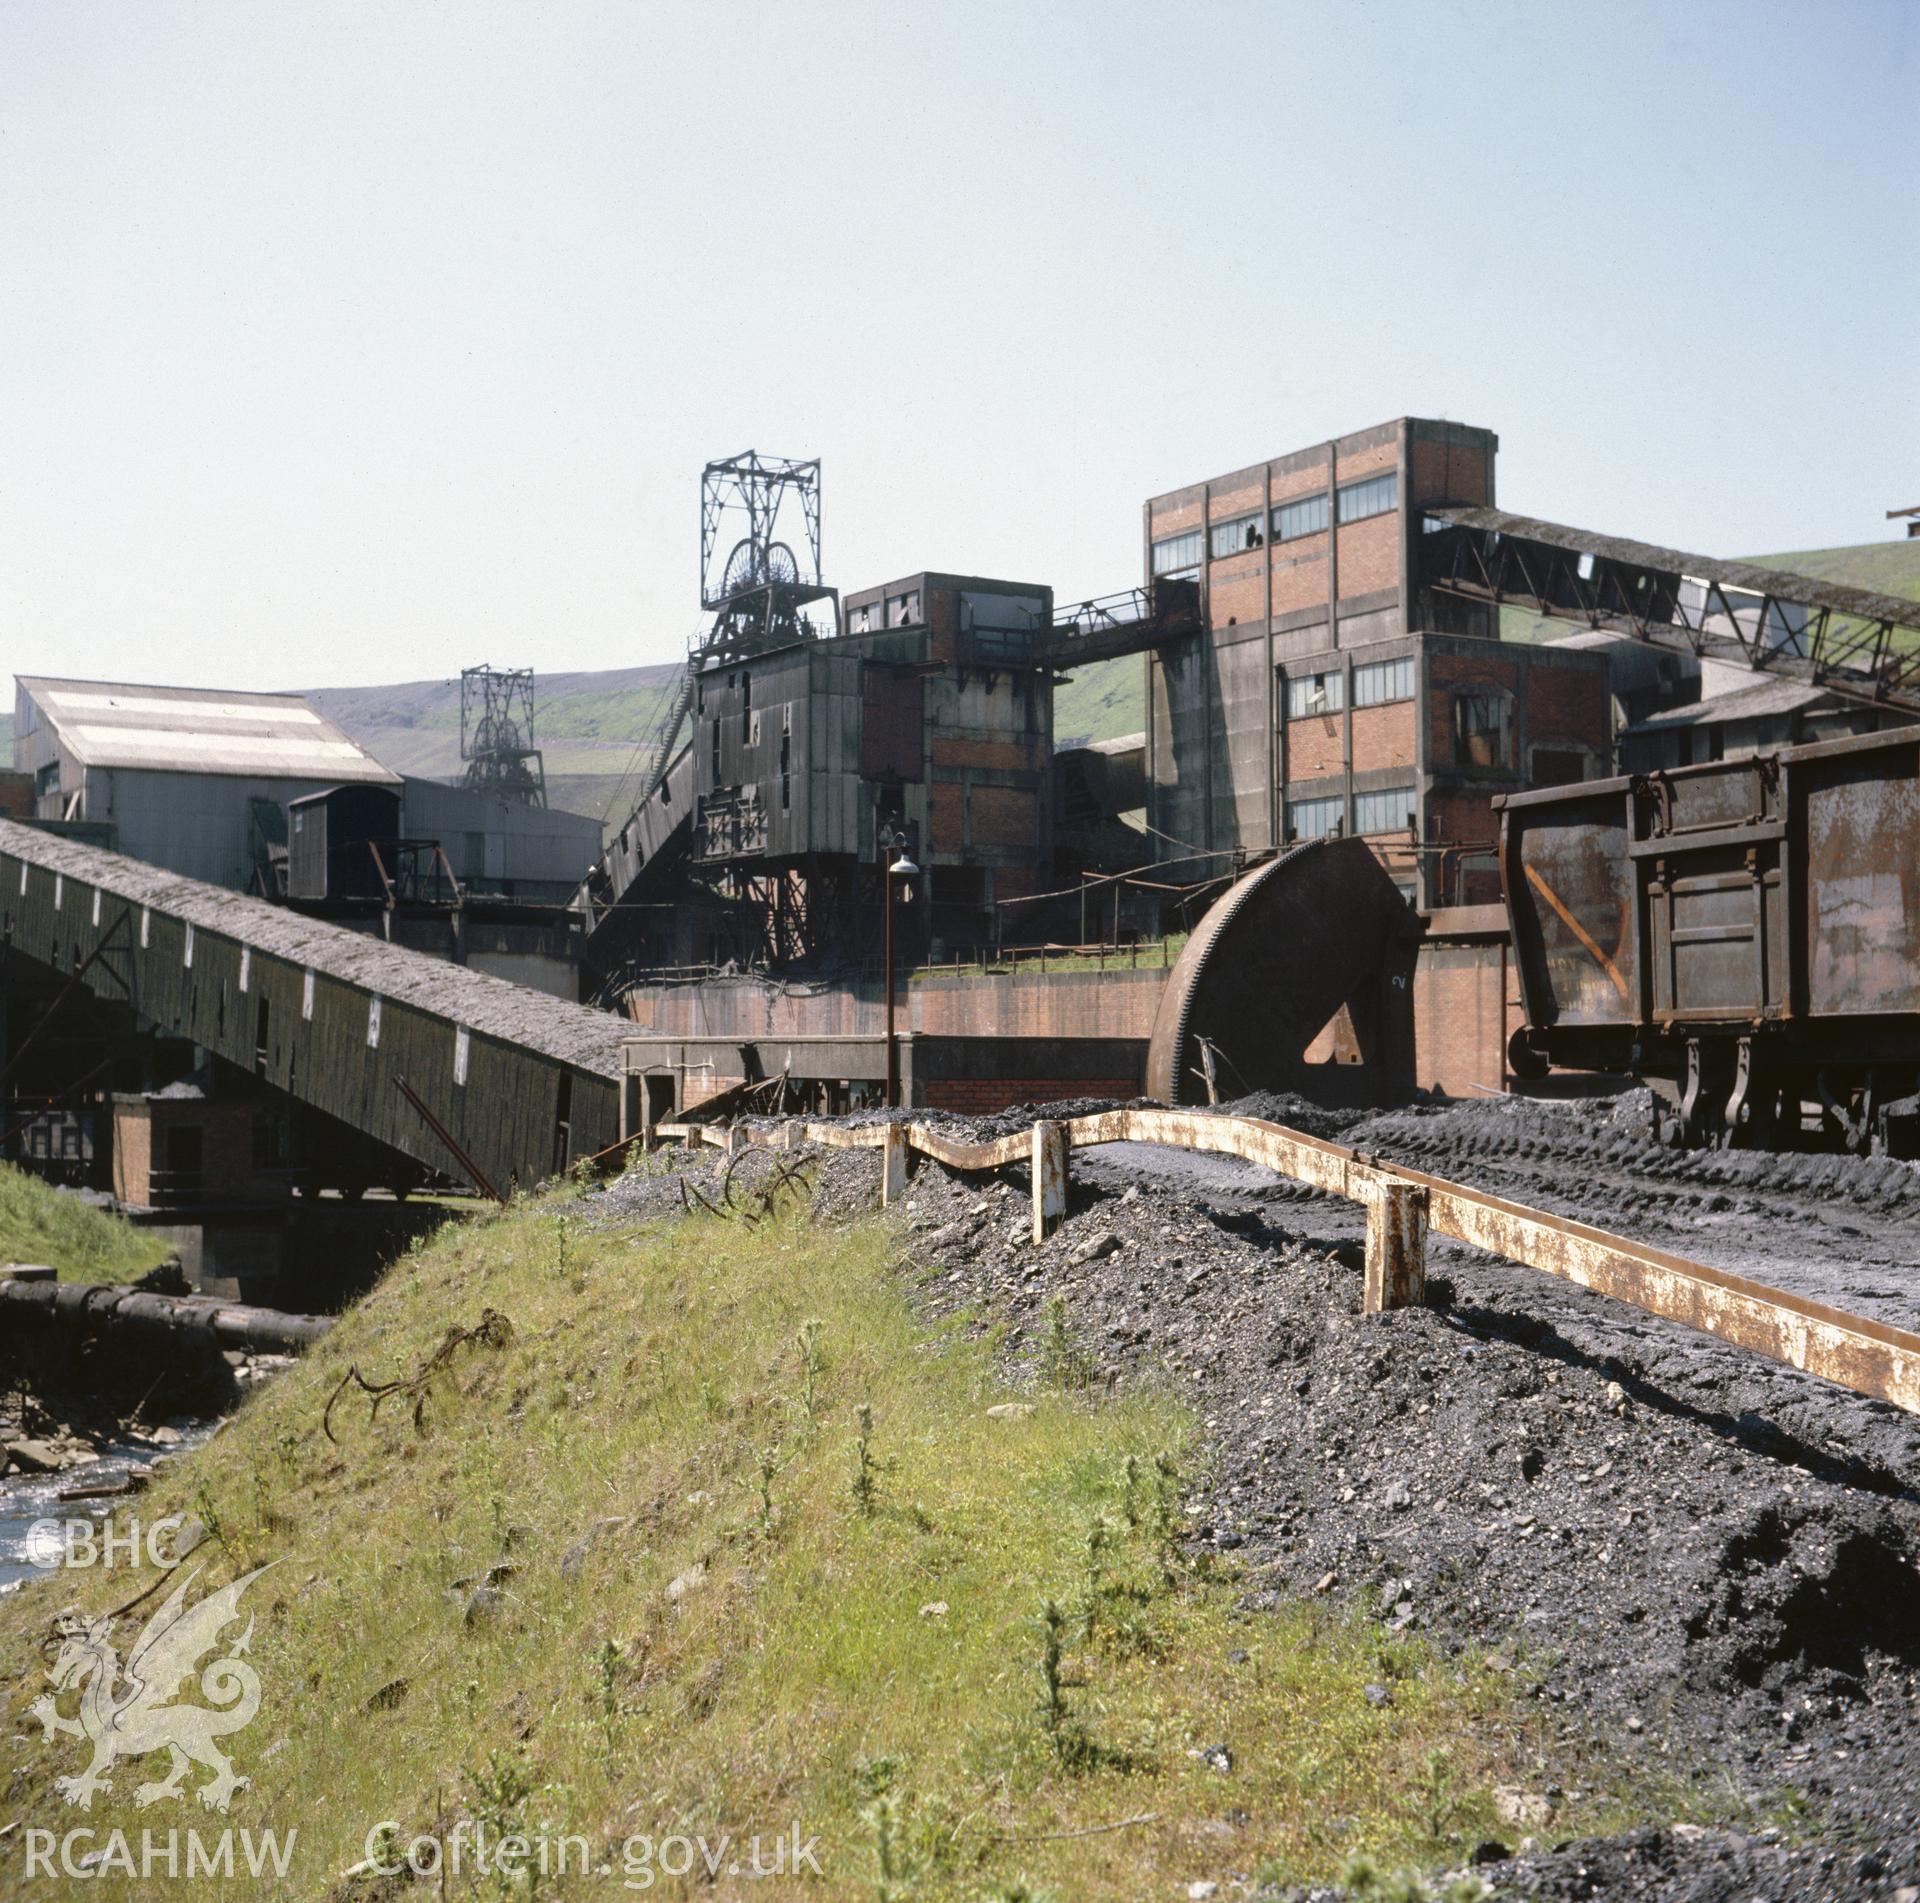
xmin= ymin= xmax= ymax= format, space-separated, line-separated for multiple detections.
xmin=652 ymin=1108 xmax=1920 ymax=1419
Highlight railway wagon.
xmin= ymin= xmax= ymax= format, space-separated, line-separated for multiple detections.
xmin=1498 ymin=726 xmax=1920 ymax=1154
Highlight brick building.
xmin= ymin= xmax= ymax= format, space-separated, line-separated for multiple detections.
xmin=1142 ymin=417 xmax=1612 ymax=904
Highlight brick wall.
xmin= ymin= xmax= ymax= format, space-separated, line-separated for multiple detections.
xmin=1350 ymin=701 xmax=1417 ymax=774
xmin=1334 ymin=514 xmax=1399 ymax=601
xmin=111 ymin=1103 xmax=151 ymax=1204
xmin=683 ymin=1072 xmax=746 ymax=1109
xmin=1410 ymin=941 xmax=1515 ymax=1096
xmin=1526 ymin=659 xmax=1611 ymax=745
xmin=1208 ymin=552 xmax=1267 ymax=628
xmin=1285 ymin=712 xmax=1344 ymax=780
xmin=1271 ymin=544 xmax=1329 ymax=617
xmin=968 ymin=784 xmax=1038 ymax=847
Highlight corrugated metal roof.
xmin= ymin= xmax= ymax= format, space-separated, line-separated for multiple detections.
xmin=18 ymin=676 xmax=400 ymax=784
xmin=0 ymin=818 xmax=623 ymax=1076
xmin=1429 ymin=508 xmax=1920 ymax=630
xmin=1624 ymin=676 xmax=1833 ymax=734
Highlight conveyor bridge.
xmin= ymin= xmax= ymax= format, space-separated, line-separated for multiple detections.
xmin=0 ymin=821 xmax=627 ymax=1197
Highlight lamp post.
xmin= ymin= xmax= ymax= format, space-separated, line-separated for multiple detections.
xmin=881 ymin=827 xmax=919 ymax=1108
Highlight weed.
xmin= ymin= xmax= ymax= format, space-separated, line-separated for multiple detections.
xmin=1083 ymin=1511 xmax=1117 ymax=1641
xmin=1035 ymin=1594 xmax=1090 ymax=1768
xmin=1042 ymin=1295 xmax=1097 ymax=1390
xmin=851 ymin=1402 xmax=879 ymax=1515
xmin=796 ymin=1317 xmax=826 ymax=1428
xmin=594 ymin=1637 xmax=624 ymax=1763
xmin=865 ymin=1791 xmax=904 ymax=1903
xmin=754 ymin=1441 xmax=789 ymax=1538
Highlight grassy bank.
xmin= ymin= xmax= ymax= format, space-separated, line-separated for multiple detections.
xmin=0 ymin=1162 xmax=172 ymax=1284
xmin=2 ymin=1168 xmax=1665 ymax=1899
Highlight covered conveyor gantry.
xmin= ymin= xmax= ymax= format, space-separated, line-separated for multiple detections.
xmin=0 ymin=820 xmax=627 ymax=1198
xmin=1424 ymin=506 xmax=1920 ymax=720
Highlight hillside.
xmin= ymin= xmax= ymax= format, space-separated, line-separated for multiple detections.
xmin=305 ymin=664 xmax=685 ymax=824
xmin=0 ymin=1152 xmax=1675 ymax=1900
xmin=0 ymin=1164 xmax=171 ymax=1283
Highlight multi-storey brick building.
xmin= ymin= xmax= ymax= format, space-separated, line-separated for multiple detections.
xmin=1142 ymin=417 xmax=1612 ymax=904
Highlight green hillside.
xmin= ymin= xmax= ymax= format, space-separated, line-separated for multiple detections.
xmin=304 ymin=664 xmax=684 ymax=823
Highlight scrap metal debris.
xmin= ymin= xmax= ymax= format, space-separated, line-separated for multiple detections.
xmin=322 ymin=1307 xmax=514 ymax=1443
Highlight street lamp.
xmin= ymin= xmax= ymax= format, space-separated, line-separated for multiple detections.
xmin=881 ymin=829 xmax=919 ymax=1108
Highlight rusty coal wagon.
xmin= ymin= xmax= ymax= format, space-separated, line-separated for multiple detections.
xmin=1499 ymin=727 xmax=1920 ymax=1155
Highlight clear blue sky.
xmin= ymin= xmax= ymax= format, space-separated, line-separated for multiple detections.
xmin=2 ymin=0 xmax=1913 ymax=692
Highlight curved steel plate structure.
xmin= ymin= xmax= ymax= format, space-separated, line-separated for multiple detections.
xmin=1145 ymin=838 xmax=1416 ymax=1106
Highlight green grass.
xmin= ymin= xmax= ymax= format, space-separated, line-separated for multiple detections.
xmin=912 ymin=933 xmax=1189 ymax=981
xmin=0 ymin=1162 xmax=172 ymax=1283
xmin=0 ymin=1169 xmax=1686 ymax=1900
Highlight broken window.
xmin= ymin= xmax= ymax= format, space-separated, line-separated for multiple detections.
xmin=886 ymin=590 xmax=922 ymax=628
xmin=1209 ymin=514 xmax=1263 ymax=559
xmin=1452 ymin=688 xmax=1514 ymax=768
xmin=1286 ymin=671 xmax=1344 ymax=718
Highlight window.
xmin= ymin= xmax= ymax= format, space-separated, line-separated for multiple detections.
xmin=1452 ymin=688 xmax=1514 ymax=768
xmin=848 ymin=602 xmax=875 ymax=634
xmin=1271 ymin=492 xmax=1330 ymax=542
xmin=367 ymin=995 xmax=382 ymax=1049
xmin=886 ymin=590 xmax=922 ymax=628
xmin=301 ymin=969 xmax=316 ymax=1021
xmin=34 ymin=761 xmax=59 ymax=800
xmin=1150 ymin=529 xmax=1203 ymax=578
xmin=1209 ymin=514 xmax=1263 ymax=559
xmin=454 ymin=1025 xmax=471 ymax=1087
xmin=1289 ymin=794 xmax=1343 ymax=840
xmin=1354 ymin=786 xmax=1417 ymax=835
xmin=1336 ymin=472 xmax=1398 ymax=523
xmin=1353 ymin=656 xmax=1415 ymax=706
xmin=1286 ymin=670 xmax=1345 ymax=718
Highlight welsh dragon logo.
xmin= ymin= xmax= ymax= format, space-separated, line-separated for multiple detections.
xmin=30 ymin=1564 xmax=274 ymax=1812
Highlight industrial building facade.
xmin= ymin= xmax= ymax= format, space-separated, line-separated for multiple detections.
xmin=1142 ymin=418 xmax=1612 ymax=905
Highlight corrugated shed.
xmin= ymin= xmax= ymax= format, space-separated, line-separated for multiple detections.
xmin=18 ymin=677 xmax=399 ymax=784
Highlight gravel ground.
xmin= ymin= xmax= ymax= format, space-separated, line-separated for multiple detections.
xmin=591 ymin=1098 xmax=1920 ymax=1902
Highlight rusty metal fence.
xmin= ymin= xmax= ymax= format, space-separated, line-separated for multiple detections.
xmin=653 ymin=1108 xmax=1920 ymax=1419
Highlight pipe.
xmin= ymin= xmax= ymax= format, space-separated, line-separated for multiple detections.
xmin=0 ymin=1276 xmax=332 ymax=1351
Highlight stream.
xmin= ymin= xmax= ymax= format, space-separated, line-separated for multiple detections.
xmin=0 ymin=1422 xmax=219 ymax=1596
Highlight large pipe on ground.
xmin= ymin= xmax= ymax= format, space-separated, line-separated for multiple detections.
xmin=0 ymin=1276 xmax=332 ymax=1353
